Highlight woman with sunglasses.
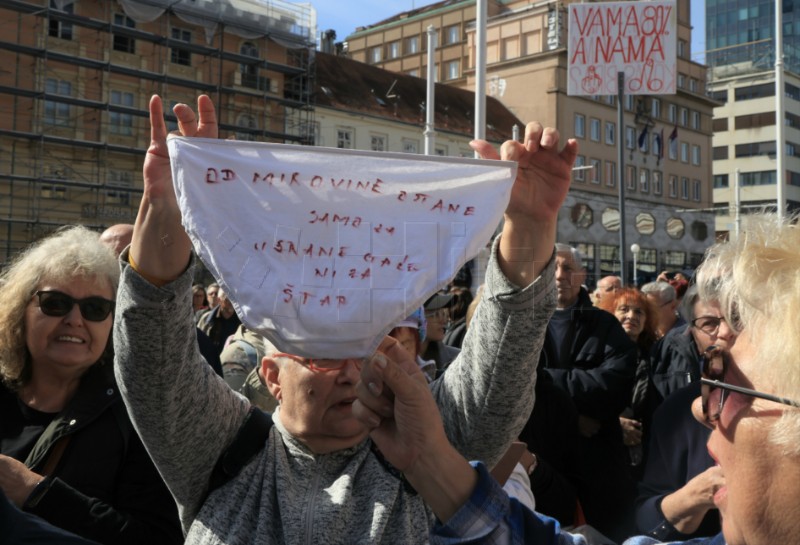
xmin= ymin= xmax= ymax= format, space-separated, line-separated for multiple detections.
xmin=0 ymin=226 xmax=181 ymax=544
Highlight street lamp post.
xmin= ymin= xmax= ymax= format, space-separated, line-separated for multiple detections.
xmin=631 ymin=243 xmax=641 ymax=287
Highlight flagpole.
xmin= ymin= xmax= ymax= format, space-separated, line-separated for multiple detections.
xmin=776 ymin=0 xmax=785 ymax=220
xmin=617 ymin=71 xmax=627 ymax=286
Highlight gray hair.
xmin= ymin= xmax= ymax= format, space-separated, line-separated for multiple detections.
xmin=678 ymin=284 xmax=701 ymax=323
xmin=555 ymin=243 xmax=585 ymax=270
xmin=641 ymin=281 xmax=676 ymax=302
xmin=0 ymin=225 xmax=119 ymax=388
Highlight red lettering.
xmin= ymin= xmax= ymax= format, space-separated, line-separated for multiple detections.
xmin=398 ymin=190 xmax=407 ymax=201
xmin=407 ymin=263 xmax=419 ymax=272
xmin=396 ymin=256 xmax=409 ymax=271
xmin=372 ymin=179 xmax=384 ymax=194
xmin=447 ymin=203 xmax=460 ymax=213
xmin=310 ymin=175 xmax=323 ymax=188
xmin=348 ymin=268 xmax=357 ymax=278
xmin=320 ymin=295 xmax=331 ymax=306
xmin=206 ymin=168 xmax=219 ymax=184
xmin=314 ymin=268 xmax=329 ymax=278
xmin=380 ymin=257 xmax=392 ymax=267
xmin=337 ymin=295 xmax=347 ymax=306
xmin=221 ymin=169 xmax=235 ymax=181
xmin=300 ymin=291 xmax=314 ymax=304
xmin=361 ymin=268 xmax=371 ymax=280
xmin=338 ymin=246 xmax=348 ymax=257
xmin=282 ymin=284 xmax=294 ymax=303
xmin=363 ymin=253 xmax=375 ymax=263
xmin=290 ymin=172 xmax=300 ymax=185
xmin=431 ymin=199 xmax=444 ymax=212
xmin=464 ymin=206 xmax=475 ymax=216
xmin=413 ymin=193 xmax=429 ymax=203
xmin=386 ymin=226 xmax=395 ymax=235
xmin=352 ymin=216 xmax=361 ymax=228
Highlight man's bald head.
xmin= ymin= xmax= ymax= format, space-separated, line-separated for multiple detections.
xmin=99 ymin=223 xmax=134 ymax=257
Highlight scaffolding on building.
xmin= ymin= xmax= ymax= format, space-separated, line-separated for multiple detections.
xmin=0 ymin=0 xmax=316 ymax=263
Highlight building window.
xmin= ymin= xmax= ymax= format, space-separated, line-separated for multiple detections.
xmin=680 ymin=107 xmax=688 ymax=126
xmin=626 ymin=165 xmax=636 ymax=191
xmin=714 ymin=174 xmax=729 ymax=188
xmin=408 ymin=69 xmax=419 ymax=77
xmin=573 ymin=242 xmax=596 ymax=275
xmin=605 ymin=161 xmax=616 ymax=187
xmin=113 ymin=13 xmax=136 ymax=53
xmin=653 ymin=171 xmax=663 ymax=195
xmin=574 ymin=155 xmax=586 ymax=181
xmin=171 ymin=27 xmax=192 ymax=66
xmin=406 ymin=36 xmax=419 ymax=54
xmin=336 ymin=127 xmax=353 ymax=149
xmin=713 ymin=146 xmax=729 ymax=160
xmin=590 ymin=118 xmax=601 ymax=142
xmin=370 ymin=134 xmax=387 ymax=151
xmin=402 ymin=138 xmax=419 ymax=154
xmin=40 ymin=184 xmax=68 ymax=199
xmin=740 ymin=170 xmax=777 ymax=186
xmin=640 ymin=168 xmax=650 ymax=193
xmin=735 ymin=83 xmax=774 ymax=101
xmin=625 ymin=126 xmax=636 ymax=149
xmin=49 ymin=0 xmax=73 ymax=40
xmin=445 ymin=60 xmax=459 ymax=80
xmin=677 ymin=73 xmax=685 ymax=88
xmin=106 ymin=170 xmax=132 ymax=206
xmin=668 ymin=136 xmax=678 ymax=160
xmin=691 ymin=144 xmax=701 ymax=165
xmin=604 ymin=122 xmax=615 ymax=145
xmin=435 ymin=145 xmax=448 ymax=156
xmin=370 ymin=46 xmax=382 ymax=63
xmin=668 ymin=103 xmax=677 ymax=123
xmin=689 ymin=78 xmax=698 ymax=92
xmin=678 ymin=39 xmax=687 ymax=58
xmin=599 ymin=244 xmax=620 ymax=274
xmin=681 ymin=177 xmax=690 ymax=199
xmin=388 ymin=41 xmax=400 ymax=59
xmin=575 ymin=114 xmax=585 ymax=138
xmin=235 ymin=113 xmax=258 ymax=141
xmin=680 ymin=142 xmax=689 ymax=163
xmin=669 ymin=175 xmax=678 ymax=197
xmin=44 ymin=78 xmax=72 ymax=127
xmin=735 ymin=141 xmax=777 ymax=158
xmin=589 ymin=158 xmax=601 ymax=184
xmin=651 ymin=98 xmax=661 ymax=119
xmin=109 ymin=90 xmax=134 ymax=135
xmin=625 ymin=95 xmax=634 ymax=110
xmin=693 ymin=179 xmax=701 ymax=201
xmin=691 ymin=111 xmax=700 ymax=130
xmin=446 ymin=24 xmax=460 ymax=44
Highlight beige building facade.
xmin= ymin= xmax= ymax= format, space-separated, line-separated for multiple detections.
xmin=0 ymin=0 xmax=315 ymax=263
xmin=345 ymin=0 xmax=716 ymax=281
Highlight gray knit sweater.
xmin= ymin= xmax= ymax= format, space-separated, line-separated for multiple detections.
xmin=113 ymin=240 xmax=556 ymax=544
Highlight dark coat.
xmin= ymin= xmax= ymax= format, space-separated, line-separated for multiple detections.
xmin=636 ymin=382 xmax=720 ymax=541
xmin=648 ymin=324 xmax=701 ymax=414
xmin=0 ymin=364 xmax=182 ymax=545
xmin=542 ymin=288 xmax=638 ymax=423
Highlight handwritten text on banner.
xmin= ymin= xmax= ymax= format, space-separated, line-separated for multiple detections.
xmin=567 ymin=0 xmax=676 ymax=96
xmin=167 ymin=137 xmax=516 ymax=358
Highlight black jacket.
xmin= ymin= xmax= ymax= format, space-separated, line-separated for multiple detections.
xmin=542 ymin=288 xmax=638 ymax=423
xmin=648 ymin=324 xmax=701 ymax=412
xmin=0 ymin=364 xmax=182 ymax=545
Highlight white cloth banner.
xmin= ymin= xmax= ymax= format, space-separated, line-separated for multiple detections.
xmin=168 ymin=137 xmax=516 ymax=358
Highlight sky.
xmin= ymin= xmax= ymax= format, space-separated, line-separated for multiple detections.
xmin=309 ymin=0 xmax=707 ymax=61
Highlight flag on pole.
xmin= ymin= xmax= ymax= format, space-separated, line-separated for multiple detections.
xmin=638 ymin=125 xmax=649 ymax=151
xmin=655 ymin=128 xmax=664 ymax=166
xmin=668 ymin=125 xmax=678 ymax=158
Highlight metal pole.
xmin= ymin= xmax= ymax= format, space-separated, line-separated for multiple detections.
xmin=424 ymin=25 xmax=437 ymax=155
xmin=474 ymin=0 xmax=487 ymax=155
xmin=512 ymin=124 xmax=520 ymax=141
xmin=776 ymin=0 xmax=785 ymax=220
xmin=735 ymin=167 xmax=741 ymax=238
xmin=617 ymin=71 xmax=627 ymax=285
xmin=631 ymin=244 xmax=640 ymax=287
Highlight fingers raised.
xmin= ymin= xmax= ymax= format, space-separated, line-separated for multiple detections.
xmin=148 ymin=95 xmax=167 ymax=147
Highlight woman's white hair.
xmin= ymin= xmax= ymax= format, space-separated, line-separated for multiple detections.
xmin=695 ymin=214 xmax=800 ymax=454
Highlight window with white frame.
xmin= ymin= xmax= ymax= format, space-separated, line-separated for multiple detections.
xmin=691 ymin=144 xmax=701 ymax=165
xmin=590 ymin=118 xmax=601 ymax=142
xmin=681 ymin=142 xmax=689 ymax=163
xmin=109 ymin=90 xmax=134 ymax=135
xmin=445 ymin=60 xmax=459 ymax=80
xmin=446 ymin=24 xmax=460 ymax=44
xmin=370 ymin=46 xmax=382 ymax=63
xmin=171 ymin=27 xmax=192 ymax=66
xmin=574 ymin=155 xmax=586 ymax=181
xmin=605 ymin=161 xmax=616 ymax=187
xmin=336 ymin=127 xmax=354 ymax=149
xmin=640 ymin=168 xmax=650 ymax=193
xmin=370 ymin=134 xmax=387 ymax=151
xmin=626 ymin=165 xmax=636 ymax=191
xmin=49 ymin=0 xmax=73 ymax=40
xmin=388 ymin=41 xmax=400 ymax=59
xmin=44 ymin=78 xmax=72 ymax=127
xmin=575 ymin=114 xmax=585 ymax=138
xmin=625 ymin=126 xmax=636 ymax=149
xmin=668 ymin=103 xmax=677 ymax=123
xmin=402 ymin=138 xmax=419 ymax=154
xmin=605 ymin=122 xmax=615 ymax=145
xmin=406 ymin=36 xmax=419 ymax=54
xmin=590 ymin=158 xmax=601 ymax=184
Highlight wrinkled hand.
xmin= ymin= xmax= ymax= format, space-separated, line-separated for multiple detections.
xmin=577 ymin=414 xmax=602 ymax=438
xmin=620 ymin=416 xmax=643 ymax=446
xmin=0 ymin=454 xmax=42 ymax=507
xmin=683 ymin=465 xmax=725 ymax=509
xmin=470 ymin=122 xmax=577 ymax=226
xmin=352 ymin=336 xmax=446 ymax=472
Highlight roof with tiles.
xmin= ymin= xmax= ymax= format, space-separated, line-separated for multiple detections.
xmin=313 ymin=51 xmax=524 ymax=144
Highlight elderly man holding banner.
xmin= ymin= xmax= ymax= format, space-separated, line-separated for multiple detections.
xmin=113 ymin=94 xmax=577 ymax=544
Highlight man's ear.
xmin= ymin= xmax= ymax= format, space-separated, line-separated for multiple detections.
xmin=262 ymin=357 xmax=282 ymax=401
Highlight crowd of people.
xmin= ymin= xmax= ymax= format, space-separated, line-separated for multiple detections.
xmin=0 ymin=93 xmax=798 ymax=545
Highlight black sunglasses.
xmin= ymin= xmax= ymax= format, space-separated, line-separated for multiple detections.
xmin=699 ymin=345 xmax=800 ymax=424
xmin=35 ymin=290 xmax=115 ymax=322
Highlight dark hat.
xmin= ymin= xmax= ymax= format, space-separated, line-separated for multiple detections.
xmin=425 ymin=292 xmax=454 ymax=310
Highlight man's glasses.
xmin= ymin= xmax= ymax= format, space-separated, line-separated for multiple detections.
xmin=35 ymin=290 xmax=115 ymax=322
xmin=691 ymin=315 xmax=728 ymax=336
xmin=425 ymin=309 xmax=449 ymax=321
xmin=273 ymin=352 xmax=365 ymax=372
xmin=700 ymin=345 xmax=800 ymax=424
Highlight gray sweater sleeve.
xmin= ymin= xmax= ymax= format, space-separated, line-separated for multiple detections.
xmin=432 ymin=236 xmax=556 ymax=467
xmin=113 ymin=254 xmax=250 ymax=530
